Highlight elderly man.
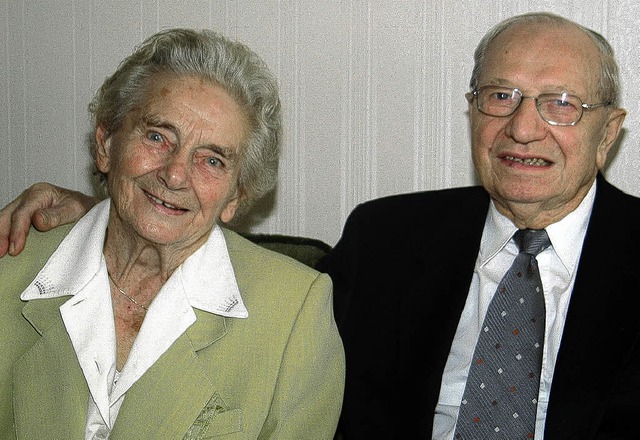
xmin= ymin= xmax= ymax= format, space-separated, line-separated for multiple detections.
xmin=325 ymin=12 xmax=636 ymax=439
xmin=2 ymin=12 xmax=639 ymax=439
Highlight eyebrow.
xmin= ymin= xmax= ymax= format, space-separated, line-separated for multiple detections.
xmin=206 ymin=144 xmax=238 ymax=163
xmin=141 ymin=114 xmax=239 ymax=162
xmin=481 ymin=79 xmax=582 ymax=96
xmin=141 ymin=114 xmax=179 ymax=138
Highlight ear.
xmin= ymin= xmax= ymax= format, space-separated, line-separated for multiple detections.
xmin=465 ymin=91 xmax=475 ymax=111
xmin=596 ymin=107 xmax=626 ymax=169
xmin=219 ymin=189 xmax=242 ymax=223
xmin=95 ymin=124 xmax=113 ymax=173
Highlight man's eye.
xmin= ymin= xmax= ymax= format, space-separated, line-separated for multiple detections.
xmin=553 ymin=99 xmax=572 ymax=107
xmin=148 ymin=132 xmax=163 ymax=142
xmin=495 ymin=92 xmax=511 ymax=100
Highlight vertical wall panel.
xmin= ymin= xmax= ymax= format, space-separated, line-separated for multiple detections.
xmin=155 ymin=0 xmax=212 ymax=30
xmin=282 ymin=2 xmax=349 ymax=244
xmin=71 ymin=1 xmax=95 ymax=194
xmin=606 ymin=2 xmax=640 ymax=197
xmin=372 ymin=3 xmax=422 ymax=199
xmin=0 ymin=2 xmax=10 ymax=205
xmin=5 ymin=1 xmax=27 ymax=203
xmin=23 ymin=2 xmax=77 ymax=198
xmin=341 ymin=1 xmax=375 ymax=219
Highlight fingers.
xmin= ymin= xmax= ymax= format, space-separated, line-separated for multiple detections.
xmin=0 ymin=196 xmax=33 ymax=257
xmin=0 ymin=198 xmax=21 ymax=257
xmin=0 ymin=182 xmax=97 ymax=258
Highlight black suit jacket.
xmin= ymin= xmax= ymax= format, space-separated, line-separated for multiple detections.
xmin=321 ymin=175 xmax=640 ymax=439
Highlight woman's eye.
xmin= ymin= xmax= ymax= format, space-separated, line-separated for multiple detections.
xmin=207 ymin=157 xmax=223 ymax=168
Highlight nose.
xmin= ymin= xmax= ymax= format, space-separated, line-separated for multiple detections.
xmin=158 ymin=151 xmax=190 ymax=190
xmin=504 ymin=97 xmax=547 ymax=143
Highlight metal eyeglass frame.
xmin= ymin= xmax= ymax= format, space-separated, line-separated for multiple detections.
xmin=469 ymin=86 xmax=612 ymax=126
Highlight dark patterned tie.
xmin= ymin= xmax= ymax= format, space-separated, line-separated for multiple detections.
xmin=455 ymin=229 xmax=551 ymax=439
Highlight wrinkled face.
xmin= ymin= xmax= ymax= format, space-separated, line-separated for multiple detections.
xmin=469 ymin=22 xmax=625 ymax=223
xmin=96 ymin=74 xmax=249 ymax=250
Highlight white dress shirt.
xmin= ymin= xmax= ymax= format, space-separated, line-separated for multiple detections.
xmin=432 ymin=181 xmax=596 ymax=440
xmin=20 ymin=199 xmax=248 ymax=439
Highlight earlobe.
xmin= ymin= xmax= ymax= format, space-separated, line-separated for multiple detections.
xmin=95 ymin=125 xmax=112 ymax=173
xmin=219 ymin=192 xmax=241 ymax=223
xmin=219 ymin=200 xmax=239 ymax=223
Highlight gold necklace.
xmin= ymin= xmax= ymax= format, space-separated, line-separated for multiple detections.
xmin=108 ymin=273 xmax=149 ymax=312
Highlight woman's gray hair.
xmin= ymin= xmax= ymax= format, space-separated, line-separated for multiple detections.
xmin=89 ymin=28 xmax=281 ymax=214
xmin=469 ymin=12 xmax=621 ymax=107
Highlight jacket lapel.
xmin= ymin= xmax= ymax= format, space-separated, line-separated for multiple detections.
xmin=400 ymin=187 xmax=490 ymax=435
xmin=16 ymin=300 xmax=230 ymax=439
xmin=544 ymin=178 xmax=640 ymax=438
xmin=109 ymin=309 xmax=228 ymax=439
xmin=13 ymin=298 xmax=89 ymax=439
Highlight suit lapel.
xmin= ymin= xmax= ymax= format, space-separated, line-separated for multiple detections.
xmin=109 ymin=309 xmax=228 ymax=439
xmin=400 ymin=187 xmax=490 ymax=435
xmin=545 ymin=178 xmax=640 ymax=438
xmin=13 ymin=298 xmax=89 ymax=438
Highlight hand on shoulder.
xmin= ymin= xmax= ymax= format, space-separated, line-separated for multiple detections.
xmin=0 ymin=183 xmax=96 ymax=257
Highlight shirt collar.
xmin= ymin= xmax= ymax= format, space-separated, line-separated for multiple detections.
xmin=21 ymin=198 xmax=248 ymax=318
xmin=479 ymin=179 xmax=596 ymax=276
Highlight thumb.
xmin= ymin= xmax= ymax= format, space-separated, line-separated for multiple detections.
xmin=32 ymin=208 xmax=61 ymax=231
xmin=32 ymin=201 xmax=88 ymax=232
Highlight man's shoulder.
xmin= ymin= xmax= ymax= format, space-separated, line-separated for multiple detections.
xmin=597 ymin=177 xmax=640 ymax=208
xmin=361 ymin=185 xmax=486 ymax=208
xmin=586 ymin=178 xmax=640 ymax=248
xmin=348 ymin=185 xmax=489 ymax=225
xmin=592 ymin=177 xmax=640 ymax=229
xmin=331 ymin=186 xmax=490 ymax=254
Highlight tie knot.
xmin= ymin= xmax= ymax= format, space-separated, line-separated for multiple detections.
xmin=514 ymin=229 xmax=551 ymax=256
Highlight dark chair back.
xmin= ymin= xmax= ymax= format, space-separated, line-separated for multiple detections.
xmin=241 ymin=233 xmax=332 ymax=269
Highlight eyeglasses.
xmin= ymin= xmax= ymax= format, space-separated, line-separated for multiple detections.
xmin=469 ymin=85 xmax=612 ymax=126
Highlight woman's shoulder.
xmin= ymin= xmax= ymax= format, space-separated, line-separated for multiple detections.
xmin=0 ymin=224 xmax=74 ymax=313
xmin=222 ymin=228 xmax=325 ymax=274
xmin=221 ymin=228 xmax=331 ymax=302
xmin=0 ymin=224 xmax=74 ymax=278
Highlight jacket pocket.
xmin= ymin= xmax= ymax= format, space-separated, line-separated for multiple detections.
xmin=184 ymin=394 xmax=243 ymax=439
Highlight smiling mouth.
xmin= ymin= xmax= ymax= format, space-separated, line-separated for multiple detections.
xmin=504 ymin=155 xmax=551 ymax=166
xmin=145 ymin=191 xmax=187 ymax=211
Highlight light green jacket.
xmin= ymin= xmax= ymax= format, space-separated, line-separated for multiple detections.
xmin=0 ymin=225 xmax=345 ymax=439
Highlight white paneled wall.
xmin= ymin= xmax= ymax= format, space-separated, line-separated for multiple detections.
xmin=2 ymin=1 xmax=639 ymax=245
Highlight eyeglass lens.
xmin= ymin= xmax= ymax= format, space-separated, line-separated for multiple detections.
xmin=476 ymin=86 xmax=582 ymax=125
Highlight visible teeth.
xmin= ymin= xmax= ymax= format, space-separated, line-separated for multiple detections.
xmin=148 ymin=193 xmax=178 ymax=209
xmin=505 ymin=156 xmax=550 ymax=166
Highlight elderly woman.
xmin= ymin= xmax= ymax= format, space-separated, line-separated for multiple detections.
xmin=0 ymin=29 xmax=344 ymax=439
